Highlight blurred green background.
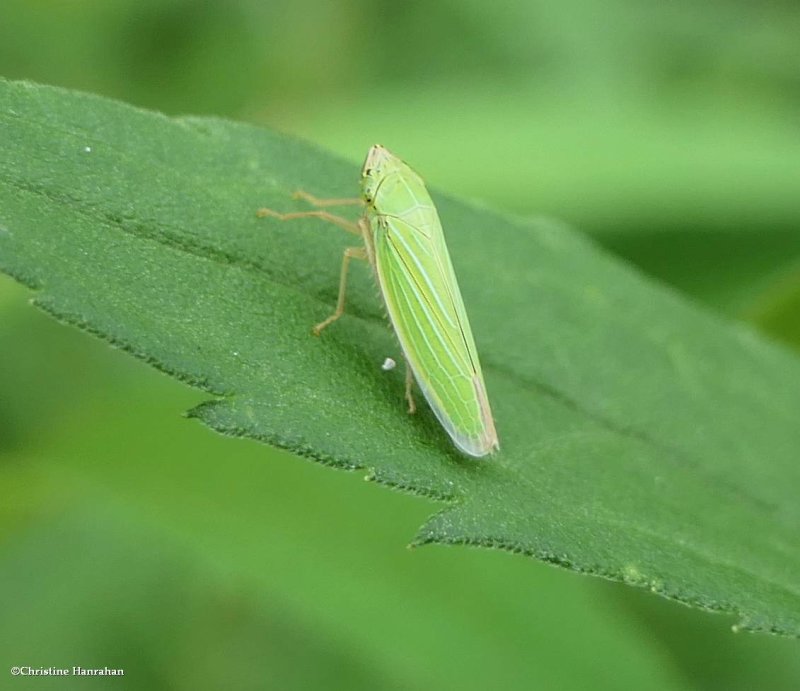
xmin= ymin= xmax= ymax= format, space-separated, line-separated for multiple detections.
xmin=1 ymin=1 xmax=799 ymax=689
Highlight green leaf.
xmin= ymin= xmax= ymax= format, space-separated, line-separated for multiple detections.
xmin=1 ymin=78 xmax=799 ymax=636
xmin=0 ymin=308 xmax=693 ymax=691
xmin=5 ymin=288 xmax=800 ymax=690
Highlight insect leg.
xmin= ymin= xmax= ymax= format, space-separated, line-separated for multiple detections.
xmin=403 ymin=358 xmax=417 ymax=414
xmin=313 ymin=246 xmax=368 ymax=335
xmin=257 ymin=207 xmax=361 ymax=236
xmin=292 ymin=190 xmax=363 ymax=207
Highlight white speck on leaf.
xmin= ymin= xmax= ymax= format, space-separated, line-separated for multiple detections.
xmin=381 ymin=357 xmax=396 ymax=371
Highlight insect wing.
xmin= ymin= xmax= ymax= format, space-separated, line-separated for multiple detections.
xmin=373 ymin=209 xmax=497 ymax=457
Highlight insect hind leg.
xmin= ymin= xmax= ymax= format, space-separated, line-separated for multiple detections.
xmin=403 ymin=358 xmax=417 ymax=414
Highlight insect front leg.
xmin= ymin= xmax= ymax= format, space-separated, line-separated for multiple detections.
xmin=256 ymin=207 xmax=362 ymax=236
xmin=292 ymin=190 xmax=364 ymax=208
xmin=313 ymin=246 xmax=368 ymax=335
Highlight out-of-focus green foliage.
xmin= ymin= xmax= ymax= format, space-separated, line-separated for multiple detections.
xmin=1 ymin=0 xmax=799 ymax=688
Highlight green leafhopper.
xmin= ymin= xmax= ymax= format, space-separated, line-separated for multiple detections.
xmin=258 ymin=145 xmax=499 ymax=457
